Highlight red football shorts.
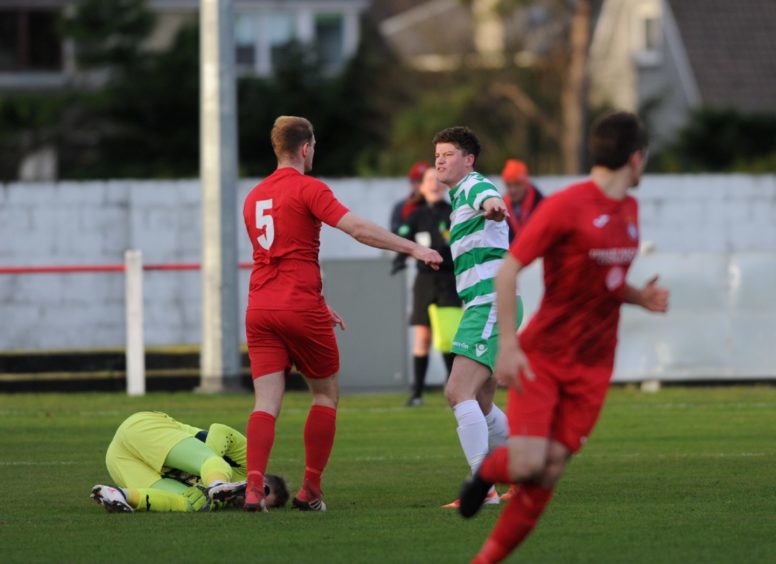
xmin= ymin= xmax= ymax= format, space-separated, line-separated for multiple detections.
xmin=507 ymin=351 xmax=612 ymax=453
xmin=245 ymin=305 xmax=340 ymax=380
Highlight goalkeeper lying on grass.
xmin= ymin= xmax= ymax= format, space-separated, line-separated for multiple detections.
xmin=90 ymin=411 xmax=288 ymax=513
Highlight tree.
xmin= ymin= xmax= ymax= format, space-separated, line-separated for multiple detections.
xmin=483 ymin=0 xmax=595 ymax=173
xmin=237 ymin=17 xmax=408 ymax=177
xmin=61 ymin=24 xmax=200 ymax=178
xmin=0 ymin=1 xmax=438 ymax=180
xmin=655 ymin=108 xmax=776 ymax=173
xmin=0 ymin=0 xmax=186 ymax=180
xmin=61 ymin=0 xmax=154 ymax=70
xmin=0 ymin=93 xmax=70 ymax=180
xmin=55 ymin=0 xmax=200 ymax=178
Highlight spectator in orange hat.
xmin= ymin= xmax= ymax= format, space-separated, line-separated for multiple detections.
xmin=390 ymin=161 xmax=430 ymax=234
xmin=501 ymin=159 xmax=543 ymax=242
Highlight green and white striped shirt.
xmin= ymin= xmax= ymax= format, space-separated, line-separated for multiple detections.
xmin=448 ymin=172 xmax=509 ymax=309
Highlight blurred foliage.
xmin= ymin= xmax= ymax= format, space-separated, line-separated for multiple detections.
xmin=237 ymin=17 xmax=407 ymax=178
xmin=379 ymin=62 xmax=564 ymax=177
xmin=0 ymin=0 xmax=565 ymax=180
xmin=654 ymin=107 xmax=776 ymax=173
xmin=8 ymin=1 xmax=772 ymax=181
xmin=0 ymin=1 xmax=410 ymax=180
xmin=61 ymin=0 xmax=154 ymax=70
xmin=0 ymin=0 xmax=572 ymax=181
xmin=0 ymin=93 xmax=67 ymax=179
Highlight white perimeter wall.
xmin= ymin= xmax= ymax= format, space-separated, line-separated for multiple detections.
xmin=1 ymin=174 xmax=775 ymax=381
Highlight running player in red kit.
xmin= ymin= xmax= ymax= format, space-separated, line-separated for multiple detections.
xmin=241 ymin=116 xmax=442 ymax=512
xmin=458 ymin=111 xmax=669 ymax=562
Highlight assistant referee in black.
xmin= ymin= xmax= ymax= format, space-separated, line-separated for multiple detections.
xmin=392 ymin=167 xmax=461 ymax=406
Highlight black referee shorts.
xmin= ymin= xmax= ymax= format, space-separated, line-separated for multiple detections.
xmin=410 ymin=271 xmax=462 ymax=326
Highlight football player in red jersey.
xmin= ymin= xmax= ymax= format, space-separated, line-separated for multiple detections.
xmin=459 ymin=111 xmax=670 ymax=562
xmin=240 ymin=116 xmax=442 ymax=512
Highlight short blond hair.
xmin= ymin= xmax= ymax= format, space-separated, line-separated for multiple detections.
xmin=271 ymin=116 xmax=314 ymax=159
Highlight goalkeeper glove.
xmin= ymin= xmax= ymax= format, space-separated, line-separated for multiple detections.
xmin=183 ymin=485 xmax=210 ymax=512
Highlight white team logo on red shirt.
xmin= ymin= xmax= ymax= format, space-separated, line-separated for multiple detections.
xmin=592 ymin=214 xmax=610 ymax=228
xmin=605 ymin=266 xmax=625 ymax=290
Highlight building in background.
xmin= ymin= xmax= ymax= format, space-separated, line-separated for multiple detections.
xmin=589 ymin=0 xmax=776 ymax=146
xmin=374 ymin=0 xmax=776 ymax=154
xmin=0 ymin=0 xmax=367 ymax=92
xmin=233 ymin=0 xmax=365 ymax=77
xmin=0 ymin=0 xmax=70 ymax=90
xmin=0 ymin=0 xmax=367 ymax=181
xmin=373 ymin=0 xmax=563 ymax=72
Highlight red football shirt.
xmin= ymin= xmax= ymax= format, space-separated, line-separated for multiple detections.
xmin=511 ymin=180 xmax=640 ymax=368
xmin=243 ymin=167 xmax=349 ymax=310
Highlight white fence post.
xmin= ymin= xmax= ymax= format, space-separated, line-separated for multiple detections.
xmin=124 ymin=250 xmax=145 ymax=396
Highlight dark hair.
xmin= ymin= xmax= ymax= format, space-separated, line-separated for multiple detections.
xmin=432 ymin=126 xmax=481 ymax=164
xmin=264 ymin=474 xmax=289 ymax=508
xmin=271 ymin=115 xmax=314 ymax=159
xmin=589 ymin=111 xmax=648 ymax=169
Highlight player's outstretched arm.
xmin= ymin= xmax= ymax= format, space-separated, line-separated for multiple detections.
xmin=336 ymin=212 xmax=443 ymax=270
xmin=624 ymin=275 xmax=669 ymax=313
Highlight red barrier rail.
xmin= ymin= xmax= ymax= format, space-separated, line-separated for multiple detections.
xmin=0 ymin=265 xmax=125 ymax=274
xmin=0 ymin=252 xmax=255 ymax=396
xmin=0 ymin=262 xmax=254 ymax=274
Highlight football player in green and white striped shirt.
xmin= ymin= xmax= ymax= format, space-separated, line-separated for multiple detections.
xmin=432 ymin=126 xmax=523 ymax=508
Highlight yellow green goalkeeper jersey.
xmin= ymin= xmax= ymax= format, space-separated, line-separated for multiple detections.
xmin=106 ymin=411 xmax=248 ymax=484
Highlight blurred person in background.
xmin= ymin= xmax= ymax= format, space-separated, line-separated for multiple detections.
xmin=392 ymin=166 xmax=461 ymax=406
xmin=500 ymin=159 xmax=543 ymax=243
xmin=90 ymin=411 xmax=288 ymax=513
xmin=390 ymin=161 xmax=430 ymax=234
xmin=433 ymin=126 xmax=521 ymax=510
xmin=239 ymin=116 xmax=442 ymax=512
xmin=459 ymin=111 xmax=669 ymax=563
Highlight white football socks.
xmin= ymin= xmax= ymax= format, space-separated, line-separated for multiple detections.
xmin=453 ymin=399 xmax=489 ymax=475
xmin=485 ymin=403 xmax=509 ymax=449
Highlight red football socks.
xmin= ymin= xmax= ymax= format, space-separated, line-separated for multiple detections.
xmin=302 ymin=405 xmax=337 ymax=495
xmin=474 ymin=484 xmax=554 ymax=563
xmin=246 ymin=410 xmax=276 ymax=476
xmin=479 ymin=446 xmax=511 ymax=484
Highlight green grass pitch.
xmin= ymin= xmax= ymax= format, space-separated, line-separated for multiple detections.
xmin=1 ymin=386 xmax=775 ymax=563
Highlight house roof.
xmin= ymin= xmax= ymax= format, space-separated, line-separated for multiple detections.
xmin=669 ymin=0 xmax=776 ymax=112
xmin=376 ymin=0 xmax=474 ymax=59
xmin=366 ymin=0 xmax=420 ymax=22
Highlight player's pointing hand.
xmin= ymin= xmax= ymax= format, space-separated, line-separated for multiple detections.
xmin=483 ymin=197 xmax=508 ymax=222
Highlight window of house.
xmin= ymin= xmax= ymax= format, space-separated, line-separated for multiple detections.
xmin=235 ymin=13 xmax=258 ymax=70
xmin=632 ymin=2 xmax=662 ymax=66
xmin=642 ymin=15 xmax=661 ymax=52
xmin=267 ymin=10 xmax=296 ymax=68
xmin=0 ymin=9 xmax=62 ymax=72
xmin=315 ymin=12 xmax=344 ymax=71
xmin=234 ymin=7 xmax=352 ymax=77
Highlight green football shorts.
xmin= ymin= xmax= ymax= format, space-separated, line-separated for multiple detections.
xmin=450 ymin=297 xmax=524 ymax=372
